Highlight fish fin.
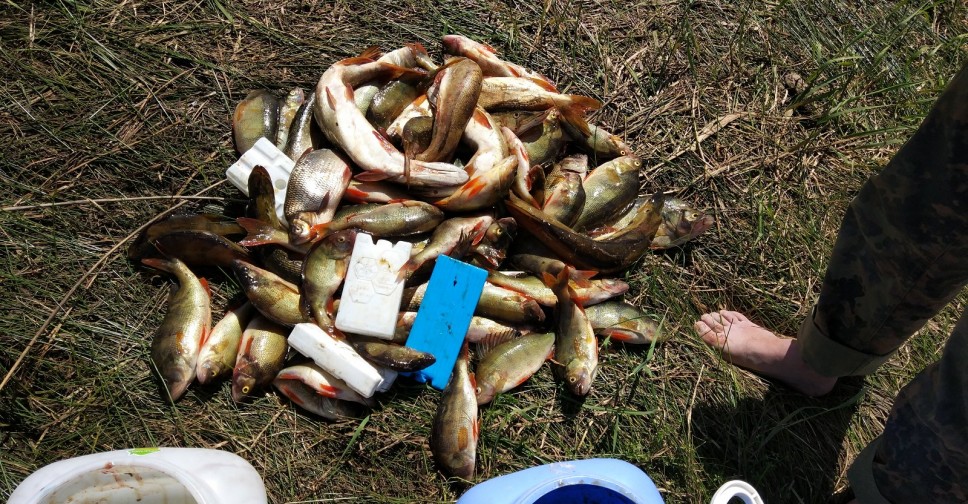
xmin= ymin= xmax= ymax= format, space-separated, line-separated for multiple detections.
xmin=199 ymin=277 xmax=212 ymax=297
xmin=570 ymin=269 xmax=598 ymax=286
xmin=354 ymin=170 xmax=391 ymax=182
xmin=540 ymin=272 xmax=556 ymax=288
xmin=531 ymin=77 xmax=558 ymax=93
xmin=480 ymin=42 xmax=498 ymax=54
xmin=236 ymin=217 xmax=278 ymax=246
xmin=358 ymin=45 xmax=382 ymax=59
xmin=325 ymin=86 xmax=338 ymax=111
xmin=337 ymin=56 xmax=377 ymax=66
xmin=342 ymin=187 xmax=369 ymax=202
xmin=307 ymin=221 xmax=330 ymax=241
xmin=407 ymin=42 xmax=428 ymax=57
xmin=376 ymin=62 xmax=427 ymax=83
xmin=464 ymin=175 xmax=487 ymax=198
xmin=475 ymin=331 xmax=519 ymax=358
xmin=558 ymin=103 xmax=594 ymax=138
xmin=470 ymin=221 xmax=489 ymax=246
xmin=140 ymin=257 xmax=174 ymax=273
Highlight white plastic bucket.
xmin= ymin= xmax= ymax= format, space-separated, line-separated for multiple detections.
xmin=9 ymin=447 xmax=267 ymax=504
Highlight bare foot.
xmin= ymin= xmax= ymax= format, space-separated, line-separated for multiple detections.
xmin=695 ymin=310 xmax=836 ymax=397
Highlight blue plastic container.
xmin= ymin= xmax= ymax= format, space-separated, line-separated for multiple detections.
xmin=457 ymin=458 xmax=664 ymax=504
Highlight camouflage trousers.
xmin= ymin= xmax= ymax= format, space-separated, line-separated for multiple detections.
xmin=797 ymin=62 xmax=968 ymax=503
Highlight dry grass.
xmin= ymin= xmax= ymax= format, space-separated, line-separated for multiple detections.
xmin=1 ymin=0 xmax=966 ymax=502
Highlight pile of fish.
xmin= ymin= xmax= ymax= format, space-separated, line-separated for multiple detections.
xmin=129 ymin=35 xmax=714 ymax=480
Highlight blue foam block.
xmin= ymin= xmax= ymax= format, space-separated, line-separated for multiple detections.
xmin=404 ymin=256 xmax=487 ymax=389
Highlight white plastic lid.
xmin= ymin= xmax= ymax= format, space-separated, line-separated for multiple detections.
xmin=710 ymin=480 xmax=764 ymax=504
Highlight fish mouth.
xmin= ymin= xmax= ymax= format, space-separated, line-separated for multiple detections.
xmin=163 ymin=378 xmax=191 ymax=402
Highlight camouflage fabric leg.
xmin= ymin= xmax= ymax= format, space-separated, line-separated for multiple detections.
xmin=797 ymin=61 xmax=968 ymax=377
xmin=847 ymin=305 xmax=968 ymax=503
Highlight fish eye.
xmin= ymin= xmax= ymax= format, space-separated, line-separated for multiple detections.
xmin=568 ymin=376 xmax=576 ymax=384
xmin=475 ymin=387 xmax=482 ymax=394
xmin=242 ymin=386 xmax=250 ymax=394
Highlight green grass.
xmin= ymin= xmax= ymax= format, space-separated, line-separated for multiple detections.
xmin=1 ymin=0 xmax=966 ymax=502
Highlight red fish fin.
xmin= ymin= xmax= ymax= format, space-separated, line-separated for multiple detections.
xmin=570 ymin=269 xmax=598 ymax=286
xmin=470 ymin=221 xmax=489 ymax=246
xmin=199 ymin=277 xmax=212 ymax=297
xmin=406 ymin=42 xmax=428 ymax=57
xmin=338 ymin=56 xmax=377 ymax=66
xmin=531 ymin=77 xmax=558 ymax=93
xmin=308 ymin=221 xmax=330 ymax=241
xmin=140 ymin=257 xmax=173 ymax=273
xmin=358 ymin=45 xmax=381 ymax=59
xmin=316 ymin=383 xmax=339 ymax=398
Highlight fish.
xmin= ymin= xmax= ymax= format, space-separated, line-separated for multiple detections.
xmin=275 ymin=88 xmax=306 ymax=150
xmin=257 ymin=245 xmax=304 ymax=285
xmin=430 ymin=343 xmax=478 ymax=480
xmin=368 ymin=80 xmax=420 ymax=131
xmin=347 ymin=336 xmax=436 ymax=372
xmin=431 ymin=141 xmax=516 ymax=212
xmin=545 ymin=266 xmax=597 ymax=397
xmin=248 ymin=165 xmax=284 ymax=230
xmin=571 ymin=156 xmax=642 ymax=232
xmin=544 ymin=153 xmax=589 ymax=190
xmin=233 ymin=90 xmax=278 ymax=155
xmin=274 ymin=378 xmax=364 ymax=421
xmin=401 ymin=282 xmax=545 ymax=325
xmin=275 ymin=362 xmax=375 ymax=406
xmin=314 ymin=200 xmax=444 ymax=238
xmin=542 ymin=171 xmax=585 ymax=227
xmin=197 ymin=301 xmax=254 ymax=385
xmin=650 ymin=197 xmax=715 ymax=249
xmin=520 ymin=109 xmax=568 ymax=170
xmin=396 ymin=215 xmax=494 ymax=279
xmin=561 ymin=121 xmax=632 ymax=160
xmin=237 ymin=218 xmax=310 ymax=254
xmin=284 ymin=91 xmax=324 ymax=161
xmin=442 ymin=34 xmax=556 ymax=88
xmin=300 ymin=229 xmax=357 ymax=331
xmin=402 ymin=116 xmax=434 ymax=167
xmin=232 ymin=259 xmax=309 ymax=326
xmin=312 ymin=55 xmax=469 ymax=188
xmin=343 ymin=179 xmax=414 ymax=204
xmin=584 ymin=301 xmax=663 ymax=345
xmin=504 ymin=193 xmax=665 ymax=274
xmin=507 ymin=253 xmax=597 ymax=283
xmin=142 ymin=257 xmax=211 ymax=402
xmin=146 ymin=230 xmax=253 ymax=269
xmin=127 ymin=214 xmax=244 ymax=259
xmin=416 ymin=58 xmax=483 ymax=162
xmin=465 ymin=316 xmax=528 ymax=345
xmin=284 ymin=149 xmax=353 ymax=244
xmin=490 ymin=109 xmax=551 ymax=136
xmin=573 ymin=278 xmax=629 ymax=306
xmin=486 ymin=270 xmax=557 ymax=306
xmin=385 ymin=94 xmax=432 ymax=141
xmin=475 ymin=331 xmax=554 ymax=405
xmin=231 ymin=315 xmax=289 ymax=402
xmin=477 ymin=77 xmax=600 ymax=136
xmin=468 ymin=217 xmax=516 ymax=268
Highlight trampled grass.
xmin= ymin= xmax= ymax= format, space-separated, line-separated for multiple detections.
xmin=1 ymin=0 xmax=966 ymax=502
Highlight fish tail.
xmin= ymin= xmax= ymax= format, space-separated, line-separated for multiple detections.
xmin=396 ymin=259 xmax=418 ymax=281
xmin=358 ymin=45 xmax=382 ymax=59
xmin=556 ymin=94 xmax=602 ymax=138
xmin=141 ymin=257 xmax=176 ymax=273
xmin=236 ymin=217 xmax=279 ymax=246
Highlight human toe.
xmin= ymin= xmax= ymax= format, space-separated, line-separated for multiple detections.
xmin=718 ymin=310 xmax=749 ymax=324
xmin=700 ymin=312 xmax=727 ymax=333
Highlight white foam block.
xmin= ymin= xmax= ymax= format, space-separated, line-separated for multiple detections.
xmin=226 ymin=137 xmax=294 ymax=223
xmin=288 ymin=323 xmax=386 ymax=398
xmin=334 ymin=233 xmax=412 ymax=339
